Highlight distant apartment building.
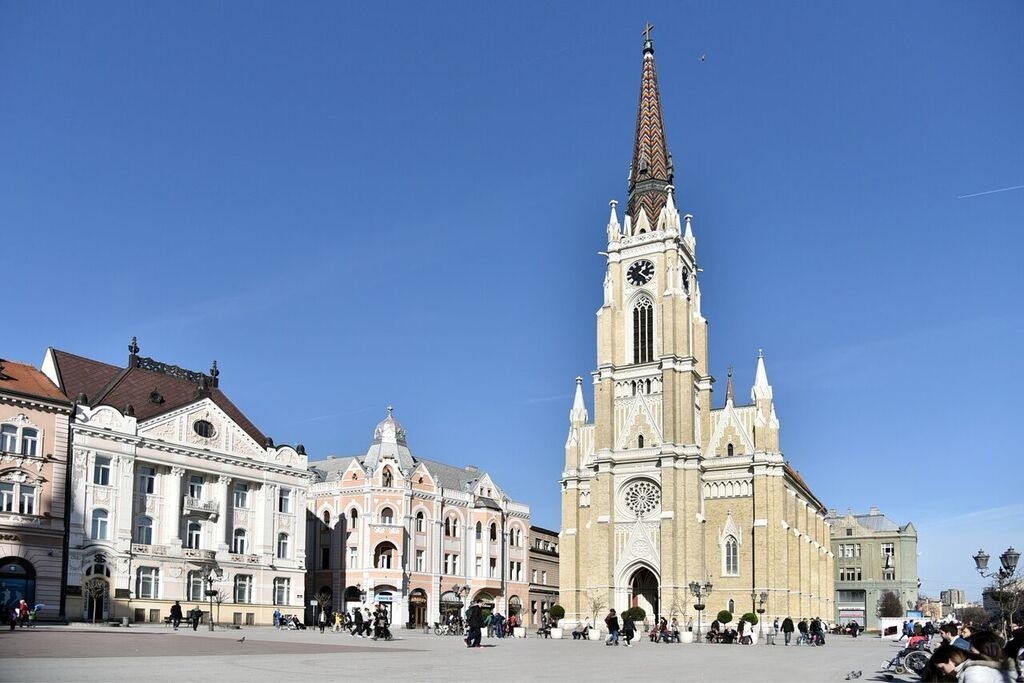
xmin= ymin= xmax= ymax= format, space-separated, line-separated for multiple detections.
xmin=528 ymin=525 xmax=559 ymax=625
xmin=0 ymin=359 xmax=73 ymax=622
xmin=940 ymin=588 xmax=966 ymax=607
xmin=827 ymin=507 xmax=919 ymax=631
xmin=305 ymin=408 xmax=531 ymax=628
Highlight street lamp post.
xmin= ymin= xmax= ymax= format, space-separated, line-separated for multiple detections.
xmin=689 ymin=580 xmax=713 ymax=643
xmin=973 ymin=547 xmax=1020 ymax=637
xmin=201 ymin=565 xmax=223 ymax=632
xmin=753 ymin=591 xmax=767 ymax=641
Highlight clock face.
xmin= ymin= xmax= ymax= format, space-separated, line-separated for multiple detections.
xmin=626 ymin=259 xmax=655 ymax=286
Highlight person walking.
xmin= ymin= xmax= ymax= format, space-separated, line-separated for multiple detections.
xmin=273 ymin=608 xmax=282 ymax=630
xmin=465 ymin=599 xmax=484 ymax=648
xmin=605 ymin=609 xmax=620 ymax=646
xmin=781 ymin=616 xmax=794 ymax=645
xmin=773 ymin=618 xmax=780 ymax=639
xmin=318 ymin=607 xmax=327 ymax=633
xmin=18 ymin=599 xmax=28 ymax=628
xmin=170 ymin=601 xmax=184 ymax=631
xmin=622 ymin=611 xmax=636 ymax=647
xmin=190 ymin=605 xmax=202 ymax=631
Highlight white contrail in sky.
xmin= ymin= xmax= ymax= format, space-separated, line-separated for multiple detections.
xmin=957 ymin=183 xmax=1024 ymax=199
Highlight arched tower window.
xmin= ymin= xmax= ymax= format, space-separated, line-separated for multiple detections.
xmin=475 ymin=522 xmax=482 ymax=540
xmin=322 ymin=510 xmax=331 ymax=526
xmin=637 ymin=434 xmax=644 ymax=449
xmin=415 ymin=511 xmax=425 ymax=532
xmin=728 ymin=598 xmax=735 ymax=614
xmin=724 ymin=535 xmax=739 ymax=575
xmin=380 ymin=507 xmax=394 ymax=525
xmin=727 ymin=443 xmax=734 ymax=457
xmin=382 ymin=467 xmax=393 ymax=488
xmin=632 ymin=295 xmax=654 ymax=364
xmin=489 ymin=523 xmax=497 ymax=541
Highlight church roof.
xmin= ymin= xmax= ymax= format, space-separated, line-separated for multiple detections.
xmin=627 ymin=24 xmax=674 ymax=228
xmin=47 ymin=343 xmax=267 ymax=446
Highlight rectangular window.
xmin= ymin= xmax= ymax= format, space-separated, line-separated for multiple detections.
xmin=234 ymin=575 xmax=252 ymax=604
xmin=188 ymin=572 xmax=204 ymax=601
xmin=532 ymin=569 xmax=537 ymax=583
xmin=233 ymin=483 xmax=249 ymax=509
xmin=137 ymin=567 xmax=159 ymax=599
xmin=273 ymin=578 xmax=290 ymax=605
xmin=0 ymin=483 xmax=14 ymax=512
xmin=139 ymin=466 xmax=156 ymax=493
xmin=542 ymin=571 xmax=547 ymax=585
xmin=94 ymin=456 xmax=111 ymax=486
xmin=188 ymin=474 xmax=203 ymax=498
xmin=882 ymin=568 xmax=896 ymax=581
xmin=845 ymin=528 xmax=853 ymax=536
xmin=475 ymin=557 xmax=482 ymax=577
xmin=415 ymin=550 xmax=425 ymax=572
xmin=278 ymin=488 xmax=292 ymax=514
xmin=0 ymin=425 xmax=17 ymax=452
xmin=881 ymin=542 xmax=895 ymax=557
xmin=21 ymin=429 xmax=38 ymax=456
xmin=321 ymin=547 xmax=330 ymax=569
xmin=348 ymin=547 xmax=358 ymax=569
xmin=18 ymin=485 xmax=36 ymax=515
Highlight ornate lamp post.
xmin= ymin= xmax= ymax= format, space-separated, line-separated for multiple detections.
xmin=451 ymin=583 xmax=471 ymax=620
xmin=689 ymin=580 xmax=713 ymax=643
xmin=752 ymin=591 xmax=767 ymax=639
xmin=200 ymin=565 xmax=223 ymax=632
xmin=973 ymin=547 xmax=1020 ymax=637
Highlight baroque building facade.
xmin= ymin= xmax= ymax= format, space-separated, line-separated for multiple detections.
xmin=0 ymin=359 xmax=73 ymax=622
xmin=559 ymin=30 xmax=834 ymax=627
xmin=827 ymin=507 xmax=918 ymax=630
xmin=42 ymin=340 xmax=311 ymax=625
xmin=527 ymin=525 xmax=559 ymax=626
xmin=305 ymin=408 xmax=531 ymax=628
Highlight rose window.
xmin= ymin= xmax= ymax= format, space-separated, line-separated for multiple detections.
xmin=624 ymin=481 xmax=661 ymax=517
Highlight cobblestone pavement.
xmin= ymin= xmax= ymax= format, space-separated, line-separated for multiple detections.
xmin=0 ymin=626 xmax=917 ymax=682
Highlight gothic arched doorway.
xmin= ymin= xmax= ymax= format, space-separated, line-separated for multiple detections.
xmin=629 ymin=566 xmax=659 ymax=619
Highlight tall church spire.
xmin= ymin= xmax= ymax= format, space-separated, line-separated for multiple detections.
xmin=627 ymin=23 xmax=674 ymax=229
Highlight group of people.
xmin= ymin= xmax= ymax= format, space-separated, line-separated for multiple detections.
xmin=6 ymin=599 xmax=36 ymax=630
xmin=167 ymin=600 xmax=204 ymax=631
xmin=275 ymin=605 xmax=392 ymax=640
xmin=770 ymin=616 xmax=827 ymax=646
xmin=914 ymin=619 xmax=1023 ymax=682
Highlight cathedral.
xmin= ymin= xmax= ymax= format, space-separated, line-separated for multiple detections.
xmin=558 ymin=28 xmax=834 ymax=628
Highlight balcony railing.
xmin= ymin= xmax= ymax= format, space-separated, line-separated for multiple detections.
xmin=183 ymin=496 xmax=219 ymax=516
xmin=131 ymin=543 xmax=170 ymax=556
xmin=182 ymin=548 xmax=216 ymax=561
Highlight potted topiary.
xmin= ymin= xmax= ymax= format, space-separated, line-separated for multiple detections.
xmin=548 ymin=604 xmax=566 ymax=639
xmin=622 ymin=606 xmax=646 ymax=628
xmin=716 ymin=609 xmax=733 ymax=639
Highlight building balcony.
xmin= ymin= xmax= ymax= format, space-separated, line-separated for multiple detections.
xmin=131 ymin=543 xmax=170 ymax=556
xmin=228 ymin=553 xmax=262 ymax=565
xmin=183 ymin=496 xmax=219 ymax=518
xmin=182 ymin=548 xmax=217 ymax=561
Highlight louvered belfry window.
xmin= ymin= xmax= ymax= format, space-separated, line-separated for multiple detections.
xmin=633 ymin=296 xmax=654 ymax=363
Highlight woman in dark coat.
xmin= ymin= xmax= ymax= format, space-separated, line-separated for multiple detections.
xmin=622 ymin=612 xmax=636 ymax=647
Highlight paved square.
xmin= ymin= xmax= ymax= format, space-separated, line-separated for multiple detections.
xmin=0 ymin=626 xmax=915 ymax=682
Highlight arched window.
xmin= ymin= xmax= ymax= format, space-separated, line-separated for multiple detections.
xmin=187 ymin=570 xmax=204 ymax=601
xmin=632 ymin=295 xmax=654 ymax=364
xmin=489 ymin=523 xmax=497 ymax=541
xmin=135 ymin=516 xmax=153 ymax=545
xmin=475 ymin=522 xmax=482 ymax=540
xmin=186 ymin=521 xmax=201 ymax=549
xmin=444 ymin=517 xmax=452 ymax=537
xmin=728 ymin=598 xmax=735 ymax=614
xmin=645 ymin=379 xmax=651 ymax=394
xmin=91 ymin=509 xmax=109 ymax=540
xmin=727 ymin=443 xmax=734 ymax=457
xmin=349 ymin=508 xmax=359 ymax=525
xmin=638 ymin=434 xmax=645 ymax=449
xmin=724 ymin=535 xmax=739 ymax=576
xmin=322 ymin=510 xmax=331 ymax=526
xmin=382 ymin=467 xmax=393 ymax=488
xmin=374 ymin=542 xmax=396 ymax=569
xmin=380 ymin=507 xmax=394 ymax=525
xmin=232 ymin=528 xmax=247 ymax=554
xmin=415 ymin=511 xmax=425 ymax=532
xmin=277 ymin=533 xmax=290 ymax=559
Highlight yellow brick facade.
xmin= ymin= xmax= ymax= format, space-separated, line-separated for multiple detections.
xmin=558 ymin=32 xmax=833 ymax=629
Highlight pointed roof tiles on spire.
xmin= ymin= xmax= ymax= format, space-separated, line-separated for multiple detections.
xmin=627 ymin=23 xmax=674 ymax=229
xmin=725 ymin=366 xmax=735 ymax=404
xmin=752 ymin=348 xmax=773 ymax=401
xmin=570 ymin=376 xmax=589 ymax=425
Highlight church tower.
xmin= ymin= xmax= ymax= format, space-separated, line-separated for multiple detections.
xmin=559 ymin=26 xmax=834 ymax=628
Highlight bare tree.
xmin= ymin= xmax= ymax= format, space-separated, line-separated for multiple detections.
xmin=587 ymin=589 xmax=607 ymax=628
xmin=82 ymin=578 xmax=108 ymax=625
xmin=314 ymin=587 xmax=333 ymax=625
xmin=213 ymin=589 xmax=227 ymax=627
xmin=960 ymin=605 xmax=992 ymax=628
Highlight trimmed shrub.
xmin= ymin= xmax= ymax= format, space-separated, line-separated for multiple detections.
xmin=622 ymin=606 xmax=646 ymax=622
xmin=717 ymin=610 xmax=733 ymax=625
xmin=548 ymin=604 xmax=566 ymax=625
xmin=741 ymin=612 xmax=758 ymax=626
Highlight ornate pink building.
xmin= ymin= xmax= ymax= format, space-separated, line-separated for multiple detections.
xmin=306 ymin=408 xmax=531 ymax=628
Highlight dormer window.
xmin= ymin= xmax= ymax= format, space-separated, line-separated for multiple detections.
xmin=382 ymin=467 xmax=393 ymax=488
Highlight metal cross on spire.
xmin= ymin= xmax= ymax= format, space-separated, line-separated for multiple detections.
xmin=643 ymin=22 xmax=655 ymax=42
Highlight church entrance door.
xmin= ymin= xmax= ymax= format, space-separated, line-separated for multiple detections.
xmin=629 ymin=567 xmax=659 ymax=619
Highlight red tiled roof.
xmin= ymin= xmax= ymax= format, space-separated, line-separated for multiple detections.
xmin=0 ymin=358 xmax=71 ymax=404
xmin=50 ymin=349 xmax=267 ymax=446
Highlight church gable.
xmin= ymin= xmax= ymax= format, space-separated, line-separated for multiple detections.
xmin=341 ymin=459 xmax=366 ymax=485
xmin=410 ymin=463 xmax=436 ymax=492
xmin=615 ymin=392 xmax=663 ymax=450
xmin=707 ymin=404 xmax=754 ymax=457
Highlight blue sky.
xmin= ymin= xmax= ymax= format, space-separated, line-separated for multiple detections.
xmin=2 ymin=2 xmax=1021 ymax=602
